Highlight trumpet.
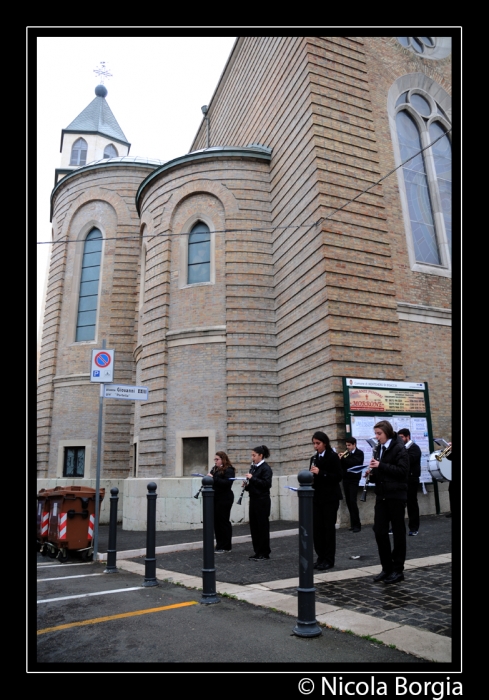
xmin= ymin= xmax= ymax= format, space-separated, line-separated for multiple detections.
xmin=338 ymin=450 xmax=349 ymax=459
xmin=434 ymin=438 xmax=452 ymax=461
xmin=435 ymin=445 xmax=452 ymax=461
xmin=360 ymin=438 xmax=379 ymax=503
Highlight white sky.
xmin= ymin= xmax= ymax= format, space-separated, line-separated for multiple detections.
xmin=37 ymin=35 xmax=237 ymax=340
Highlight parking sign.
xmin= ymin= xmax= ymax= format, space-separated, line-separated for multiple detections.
xmin=90 ymin=349 xmax=115 ymax=382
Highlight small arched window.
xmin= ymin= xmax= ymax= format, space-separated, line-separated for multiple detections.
xmin=76 ymin=229 xmax=103 ymax=341
xmin=187 ymin=222 xmax=211 ymax=284
xmin=70 ymin=138 xmax=88 ymax=166
xmin=103 ymin=143 xmax=118 ymax=159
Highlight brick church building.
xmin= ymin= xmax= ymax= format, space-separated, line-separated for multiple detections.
xmin=37 ymin=37 xmax=452 ymax=483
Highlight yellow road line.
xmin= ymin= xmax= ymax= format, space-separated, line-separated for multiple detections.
xmin=37 ymin=601 xmax=198 ymax=635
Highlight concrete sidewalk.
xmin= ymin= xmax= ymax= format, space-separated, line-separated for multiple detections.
xmin=94 ymin=514 xmax=453 ymax=663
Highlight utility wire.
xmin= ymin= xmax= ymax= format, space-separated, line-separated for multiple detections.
xmin=37 ymin=128 xmax=451 ymax=246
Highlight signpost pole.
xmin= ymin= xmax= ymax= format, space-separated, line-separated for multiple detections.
xmin=92 ymin=339 xmax=105 ymax=562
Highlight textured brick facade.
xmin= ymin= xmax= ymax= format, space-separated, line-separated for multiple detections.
xmin=38 ymin=36 xmax=452 ymax=481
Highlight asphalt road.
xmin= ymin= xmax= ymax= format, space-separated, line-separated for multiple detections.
xmin=35 ymin=557 xmax=428 ymax=671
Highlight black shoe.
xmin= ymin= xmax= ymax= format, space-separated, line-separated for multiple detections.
xmin=352 ymin=527 xmax=361 ymax=533
xmin=384 ymin=571 xmax=404 ymax=584
xmin=316 ymin=562 xmax=333 ymax=571
xmin=248 ymin=554 xmax=258 ymax=559
xmin=215 ymin=549 xmax=225 ymax=553
xmin=373 ymin=570 xmax=391 ymax=582
xmin=252 ymin=555 xmax=270 ymax=561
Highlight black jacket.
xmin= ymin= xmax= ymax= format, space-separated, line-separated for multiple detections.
xmin=309 ymin=450 xmax=343 ymax=502
xmin=369 ymin=436 xmax=409 ymax=500
xmin=212 ymin=465 xmax=236 ymax=497
xmin=245 ymin=462 xmax=272 ymax=498
xmin=341 ymin=448 xmax=365 ymax=482
xmin=406 ymin=442 xmax=422 ymax=479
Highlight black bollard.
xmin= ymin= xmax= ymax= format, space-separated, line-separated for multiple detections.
xmin=143 ymin=482 xmax=159 ymax=587
xmin=104 ymin=487 xmax=119 ymax=573
xmin=200 ymin=475 xmax=219 ymax=604
xmin=293 ymin=469 xmax=322 ymax=637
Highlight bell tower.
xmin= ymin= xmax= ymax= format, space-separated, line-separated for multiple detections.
xmin=55 ymin=82 xmax=131 ymax=184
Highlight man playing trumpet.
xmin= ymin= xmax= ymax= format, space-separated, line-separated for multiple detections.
xmin=339 ymin=437 xmax=364 ymax=533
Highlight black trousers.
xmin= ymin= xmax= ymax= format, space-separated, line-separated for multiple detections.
xmin=313 ymin=499 xmax=339 ymax=566
xmin=407 ymin=478 xmax=420 ymax=532
xmin=214 ymin=492 xmax=234 ymax=550
xmin=249 ymin=495 xmax=271 ymax=556
xmin=343 ymin=480 xmax=361 ymax=529
xmin=373 ymin=498 xmax=406 ymax=574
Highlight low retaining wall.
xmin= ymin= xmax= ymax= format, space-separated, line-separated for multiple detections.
xmin=37 ymin=476 xmax=450 ymax=531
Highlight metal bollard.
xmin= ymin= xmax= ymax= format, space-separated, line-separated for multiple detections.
xmin=293 ymin=469 xmax=322 ymax=637
xmin=104 ymin=487 xmax=119 ymax=573
xmin=143 ymin=482 xmax=158 ymax=587
xmin=200 ymin=476 xmax=219 ymax=604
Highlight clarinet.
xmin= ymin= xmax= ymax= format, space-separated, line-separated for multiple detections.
xmin=237 ymin=462 xmax=254 ymax=505
xmin=193 ymin=466 xmax=214 ymax=499
xmin=360 ymin=440 xmax=379 ymax=502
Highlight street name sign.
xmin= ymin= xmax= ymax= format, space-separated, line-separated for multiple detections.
xmin=103 ymin=384 xmax=149 ymax=401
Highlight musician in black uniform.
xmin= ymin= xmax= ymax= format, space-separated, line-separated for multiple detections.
xmin=340 ymin=437 xmax=364 ymax=533
xmin=208 ymin=451 xmax=235 ymax=552
xmin=244 ymin=445 xmax=273 ymax=561
xmin=309 ymin=431 xmax=343 ymax=570
xmin=445 ymin=442 xmax=452 ymax=517
xmin=397 ymin=428 xmax=422 ymax=535
xmin=367 ymin=420 xmax=410 ymax=584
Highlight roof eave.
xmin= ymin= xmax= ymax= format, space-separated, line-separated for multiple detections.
xmin=136 ymin=146 xmax=272 ymax=215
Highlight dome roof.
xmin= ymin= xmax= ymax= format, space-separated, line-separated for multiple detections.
xmin=85 ymin=155 xmax=166 ymax=167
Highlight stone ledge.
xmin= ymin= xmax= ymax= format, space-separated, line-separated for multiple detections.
xmin=52 ymin=373 xmax=91 ymax=387
xmin=397 ymin=302 xmax=451 ymax=326
xmin=166 ymin=325 xmax=226 ymax=347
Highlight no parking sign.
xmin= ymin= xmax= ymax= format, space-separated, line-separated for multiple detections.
xmin=90 ymin=348 xmax=115 ymax=382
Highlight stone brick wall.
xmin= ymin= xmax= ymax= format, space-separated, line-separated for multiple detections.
xmin=138 ymin=154 xmax=276 ymax=475
xmin=38 ymin=36 xmax=452 ymax=488
xmin=38 ymin=164 xmax=155 ymax=478
xmin=190 ymin=36 xmax=453 ymax=466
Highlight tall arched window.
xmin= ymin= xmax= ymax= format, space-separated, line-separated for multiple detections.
xmin=70 ymin=138 xmax=88 ymax=166
xmin=76 ymin=229 xmax=103 ymax=341
xmin=103 ymin=143 xmax=118 ymax=159
xmin=187 ymin=222 xmax=211 ymax=284
xmin=390 ymin=77 xmax=451 ymax=273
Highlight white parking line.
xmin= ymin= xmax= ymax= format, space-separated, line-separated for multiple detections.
xmin=38 ymin=587 xmax=142 ymax=604
xmin=37 ymin=562 xmax=93 ymax=569
xmin=38 ymin=574 xmax=105 ymax=583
